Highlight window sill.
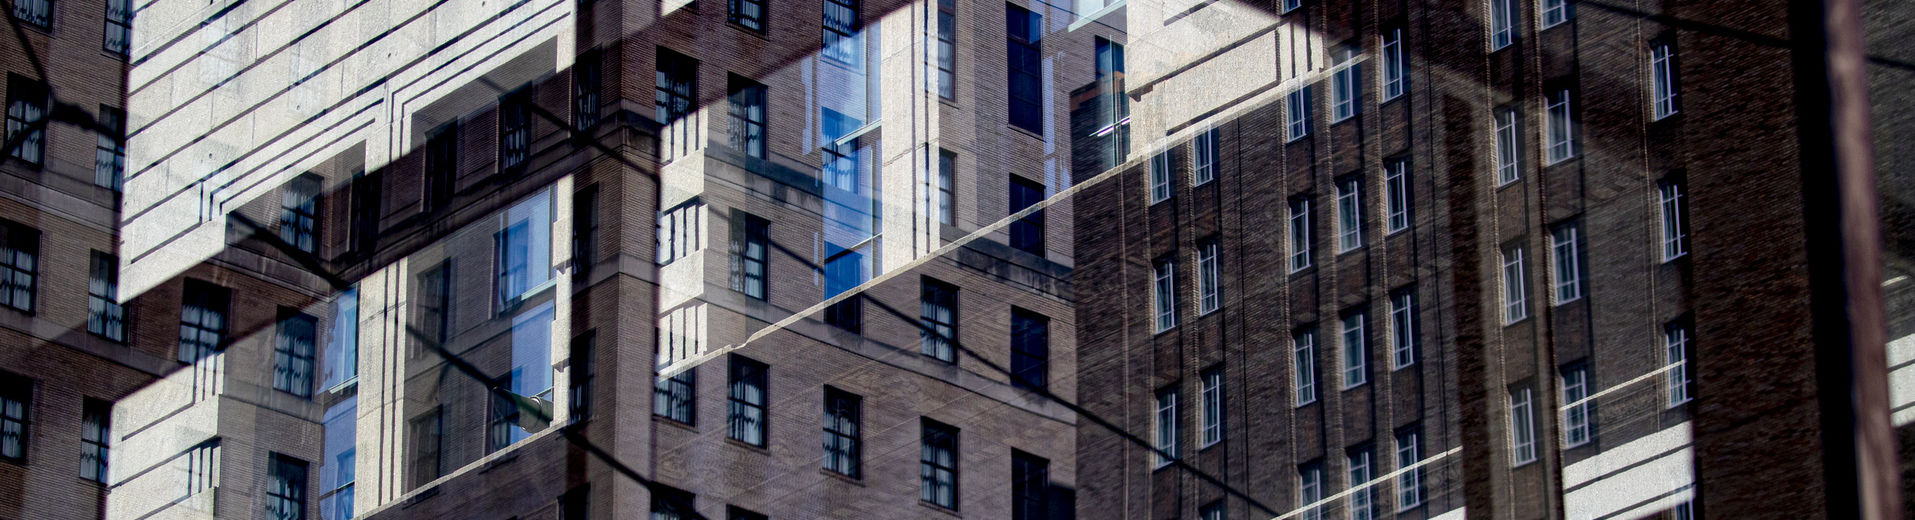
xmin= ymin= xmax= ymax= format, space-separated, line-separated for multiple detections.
xmin=1295 ymin=399 xmax=1317 ymax=409
xmin=919 ymin=500 xmax=962 ymax=517
xmin=725 ymin=437 xmax=770 ymax=453
xmin=653 ymin=415 xmax=697 ymax=432
xmin=1008 ymin=124 xmax=1045 ymax=141
xmin=728 ymin=21 xmax=770 ymax=40
xmin=820 ymin=468 xmax=866 ymax=486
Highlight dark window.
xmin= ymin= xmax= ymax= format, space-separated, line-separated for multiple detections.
xmin=824 ymin=247 xmax=863 ymax=333
xmin=349 ymin=171 xmax=381 ymax=256
xmin=920 ymin=278 xmax=958 ymax=363
xmin=81 ymin=398 xmax=109 ymax=483
xmin=407 ymin=408 xmax=443 ymax=489
xmin=1094 ymin=37 xmax=1130 ymax=163
xmin=570 ymin=331 xmax=595 ymax=423
xmin=273 ymin=310 xmax=318 ymax=398
xmin=4 ymin=75 xmax=44 ymax=166
xmin=728 ymin=506 xmax=768 ymax=520
xmin=0 ymin=374 xmax=27 ymax=461
xmin=1012 ymin=450 xmax=1049 ymax=520
xmin=561 ymin=485 xmax=590 ymax=520
xmin=573 ymin=185 xmax=600 ymax=277
xmin=267 ymin=454 xmax=309 ymax=520
xmin=920 ymin=419 xmax=959 ymax=509
xmin=1011 ymin=308 xmax=1048 ymax=391
xmin=926 ymin=0 xmax=955 ymax=98
xmin=937 ymin=149 xmax=956 ymax=225
xmin=574 ymin=51 xmax=602 ymax=131
xmin=488 ymin=374 xmax=519 ymax=453
xmin=95 ymin=106 xmax=125 ymax=191
xmin=823 ymin=387 xmax=861 ymax=478
xmin=741 ymin=214 xmax=768 ymax=300
xmin=280 ymin=174 xmax=321 ymax=253
xmin=1009 ymin=176 xmax=1045 ymax=255
xmin=728 ymin=355 xmax=769 ymax=446
xmin=1200 ymin=500 xmax=1225 ymax=520
xmin=653 ymin=362 xmax=696 ymax=424
xmin=1005 ymin=4 xmax=1042 ymax=134
xmin=500 ymin=91 xmax=531 ymax=172
xmin=178 ymin=280 xmax=230 ymax=363
xmin=728 ymin=76 xmax=767 ymax=159
xmin=414 ymin=261 xmax=450 ymax=356
xmin=104 ymin=0 xmax=131 ymax=55
xmin=87 ymin=252 xmax=123 ymax=342
xmin=424 ymin=123 xmax=458 ymax=212
xmin=822 ymin=0 xmax=860 ymax=65
xmin=656 ymin=49 xmax=699 ymax=161
xmin=650 ymin=486 xmax=696 ymax=520
xmin=11 ymin=0 xmax=47 ymax=29
xmin=728 ymin=0 xmax=765 ymax=31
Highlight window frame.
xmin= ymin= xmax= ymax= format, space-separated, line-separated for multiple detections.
xmin=1331 ymin=44 xmax=1361 ymax=123
xmin=1010 ymin=308 xmax=1049 ymax=391
xmin=727 ymin=75 xmax=769 ymax=159
xmin=280 ymin=174 xmax=322 ymax=254
xmin=1192 ymin=127 xmax=1218 ymax=185
xmin=1286 ymin=87 xmax=1312 ymax=142
xmin=1348 ymin=446 xmax=1376 ymax=520
xmin=0 ymin=374 xmax=28 ymax=462
xmin=1390 ymin=288 xmax=1417 ymax=370
xmin=920 ymin=277 xmax=960 ymax=363
xmin=1488 ymin=0 xmax=1515 ymax=50
xmin=1651 ymin=41 xmax=1680 ymax=120
xmin=1295 ymin=328 xmax=1319 ymax=406
xmin=272 ymin=310 xmax=318 ymax=398
xmin=1149 ymin=150 xmax=1172 ymax=204
xmin=1197 ymin=240 xmax=1221 ymax=315
xmin=823 ymin=387 xmax=862 ymax=478
xmin=499 ymin=90 xmax=532 ymax=173
xmin=267 ymin=453 xmax=310 ymax=520
xmin=95 ymin=106 xmax=126 ymax=191
xmin=1551 ymin=222 xmax=1584 ymax=304
xmin=1298 ymin=462 xmax=1324 ymax=520
xmin=1341 ymin=310 xmax=1368 ymax=389
xmin=920 ymin=419 xmax=961 ymax=510
xmin=1154 ymin=386 xmax=1179 ymax=467
xmin=1379 ymin=27 xmax=1407 ymax=102
xmin=81 ymin=398 xmax=110 ymax=483
xmin=87 ymin=252 xmax=125 ymax=342
xmin=1544 ymin=88 xmax=1577 ymax=164
xmin=1562 ymin=363 xmax=1593 ymax=447
xmin=178 ymin=280 xmax=230 ymax=363
xmin=1153 ymin=257 xmax=1178 ymax=332
xmin=823 ymin=0 xmax=862 ymax=65
xmin=1395 ymin=427 xmax=1425 ymax=511
xmin=1666 ymin=320 xmax=1693 ymax=407
xmin=727 ymin=355 xmax=769 ymax=447
xmin=1290 ymin=196 xmax=1312 ymax=271
xmin=728 ymin=0 xmax=767 ymax=32
xmin=1494 ymin=107 xmax=1520 ymax=185
xmin=1384 ymin=158 xmax=1411 ymax=233
xmin=1502 ymin=244 xmax=1529 ymax=324
xmin=1659 ymin=179 xmax=1688 ymax=262
xmin=1005 ymin=3 xmax=1043 ymax=134
xmin=104 ymin=0 xmax=132 ymax=56
xmin=3 ymin=75 xmax=45 ymax=168
xmin=741 ymin=214 xmax=769 ymax=300
xmin=1336 ymin=176 xmax=1364 ymax=253
xmin=1510 ymin=386 xmax=1537 ymax=465
xmin=1200 ymin=366 xmax=1224 ymax=448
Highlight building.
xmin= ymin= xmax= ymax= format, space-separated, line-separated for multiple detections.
xmin=105 ymin=0 xmax=1112 ymax=517
xmin=1071 ymin=0 xmax=1905 ymax=519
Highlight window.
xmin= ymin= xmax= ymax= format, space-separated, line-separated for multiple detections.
xmin=1659 ymin=179 xmax=1688 ymax=261
xmin=937 ymin=149 xmax=956 ymax=225
xmin=727 ymin=355 xmax=769 ymax=446
xmin=823 ymin=0 xmax=861 ymax=65
xmin=181 ymin=440 xmax=220 ymax=498
xmin=728 ymin=506 xmax=768 ymax=520
xmin=88 ymin=252 xmax=124 ymax=342
xmin=1010 ymin=176 xmax=1045 ymax=255
xmin=95 ymin=106 xmax=126 ymax=191
xmin=1200 ymin=366 xmax=1223 ymax=447
xmin=407 ymin=408 xmax=443 ymax=488
xmin=570 ymin=332 xmax=595 ymax=422
xmin=1153 ymin=257 xmax=1177 ymax=332
xmin=281 ymin=174 xmax=321 ymax=254
xmin=1562 ymin=364 xmax=1592 ymax=447
xmin=1295 ymin=328 xmax=1318 ymax=405
xmin=4 ymin=75 xmax=45 ymax=166
xmin=1094 ymin=37 xmax=1132 ymax=163
xmin=1298 ymin=462 xmax=1324 ymax=520
xmin=1331 ymin=44 xmax=1361 ymax=122
xmin=1201 ymin=501 xmax=1225 ymax=520
xmin=921 ymin=278 xmax=959 ymax=362
xmin=273 ymin=311 xmax=318 ymax=398
xmin=1012 ymin=451 xmax=1049 ymax=520
xmin=1342 ymin=310 xmax=1368 ymax=388
xmin=1540 ymin=0 xmax=1569 ymax=27
xmin=414 ymin=263 xmax=450 ymax=357
xmin=656 ymin=49 xmax=699 ymax=161
xmin=1675 ymin=500 xmax=1695 ymax=520
xmin=268 ymin=454 xmax=310 ymax=520
xmin=1197 ymin=240 xmax=1221 ymax=314
xmin=500 ymin=91 xmax=531 ymax=172
xmin=1380 ymin=28 xmax=1407 ymax=101
xmin=1289 ymin=197 xmax=1312 ymax=271
xmin=1390 ymin=289 xmax=1416 ymax=369
xmin=824 ymin=246 xmax=865 ymax=333
xmin=650 ymin=486 xmax=696 ymax=520
xmin=728 ymin=0 xmax=765 ymax=31
xmin=11 ymin=0 xmax=47 ymax=28
xmin=1551 ymin=223 xmax=1583 ymax=304
xmin=1385 ymin=159 xmax=1410 ymax=233
xmin=561 ymin=486 xmax=590 ymax=520
xmin=1348 ymin=446 xmax=1376 ymax=520
xmin=728 ymin=76 xmax=768 ymax=159
xmin=1651 ymin=41 xmax=1680 ymax=119
xmin=81 ymin=399 xmax=109 ymax=483
xmin=491 ymin=303 xmax=555 ymax=452
xmin=1510 ymin=386 xmax=1537 ymax=465
xmin=927 ymin=0 xmax=956 ymax=99
xmin=1193 ymin=128 xmax=1218 ymax=185
xmin=1154 ymin=386 xmax=1178 ymax=467
xmin=1396 ymin=427 xmax=1425 ymax=510
xmin=653 ymin=362 xmax=696 ymax=424
xmin=105 ymin=0 xmax=132 ymax=56
xmin=1502 ymin=244 xmax=1528 ymax=324
xmin=921 ymin=419 xmax=960 ymax=509
xmin=1006 ymin=3 xmax=1043 ymax=134
xmin=1666 ymin=320 xmax=1692 ymax=406
xmin=574 ymin=186 xmax=600 ymax=277
xmin=1494 ymin=108 xmax=1519 ymax=185
xmin=1488 ymin=0 xmax=1515 ymax=50
xmin=1011 ymin=309 xmax=1049 ymax=391
xmin=823 ymin=388 xmax=862 ymax=477
xmin=574 ymin=51 xmax=602 ymax=131
xmin=656 ymin=200 xmax=705 ymax=265
xmin=178 ymin=281 xmax=230 ymax=363
xmin=0 ymin=374 xmax=26 ymax=461
xmin=349 ymin=172 xmax=381 ymax=256
xmin=318 ymin=398 xmax=355 ymax=520
xmin=741 ymin=214 xmax=769 ymax=300
xmin=1282 ymin=0 xmax=1300 ymax=12
xmin=422 ymin=122 xmax=458 ymax=212
xmin=1337 ymin=176 xmax=1363 ymax=252
xmin=1149 ymin=151 xmax=1171 ymax=204
xmin=1286 ymin=87 xmax=1312 ymax=141
xmin=1545 ymin=89 xmax=1576 ymax=164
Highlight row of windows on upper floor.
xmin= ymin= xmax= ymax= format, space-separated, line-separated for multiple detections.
xmin=1144 ymin=320 xmax=1695 ymax=519
xmin=649 ymin=354 xmax=1058 ymax=516
xmin=1 ymin=73 xmax=127 ymax=193
xmin=8 ymin=0 xmax=133 ymax=57
xmin=1278 ymin=0 xmax=1579 ymax=47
